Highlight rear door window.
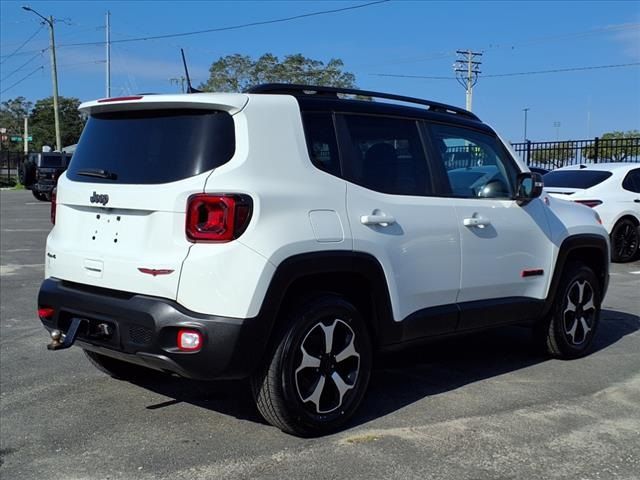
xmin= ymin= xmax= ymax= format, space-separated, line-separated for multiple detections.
xmin=543 ymin=170 xmax=612 ymax=189
xmin=67 ymin=109 xmax=235 ymax=184
xmin=622 ymin=169 xmax=640 ymax=193
xmin=339 ymin=114 xmax=431 ymax=196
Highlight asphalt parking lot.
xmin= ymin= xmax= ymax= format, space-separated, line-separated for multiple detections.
xmin=1 ymin=189 xmax=639 ymax=480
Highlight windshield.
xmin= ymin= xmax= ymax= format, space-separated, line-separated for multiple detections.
xmin=67 ymin=109 xmax=235 ymax=184
xmin=543 ymin=170 xmax=612 ymax=189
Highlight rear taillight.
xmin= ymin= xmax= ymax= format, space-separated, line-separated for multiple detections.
xmin=50 ymin=188 xmax=57 ymax=224
xmin=574 ymin=200 xmax=602 ymax=208
xmin=185 ymin=194 xmax=252 ymax=243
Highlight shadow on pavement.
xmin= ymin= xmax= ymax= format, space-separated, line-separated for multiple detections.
xmin=126 ymin=308 xmax=639 ymax=430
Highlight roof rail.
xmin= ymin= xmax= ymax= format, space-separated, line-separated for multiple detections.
xmin=247 ymin=83 xmax=479 ymax=120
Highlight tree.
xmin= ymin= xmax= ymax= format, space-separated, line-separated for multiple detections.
xmin=0 ymin=97 xmax=33 ymax=152
xmin=585 ymin=130 xmax=640 ymax=162
xmin=531 ymin=141 xmax=575 ymax=168
xmin=29 ymin=96 xmax=85 ymax=151
xmin=199 ymin=53 xmax=358 ymax=92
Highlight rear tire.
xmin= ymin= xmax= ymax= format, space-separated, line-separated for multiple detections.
xmin=32 ymin=190 xmax=49 ymax=202
xmin=20 ymin=161 xmax=35 ymax=187
xmin=251 ymin=294 xmax=372 ymax=437
xmin=610 ymin=218 xmax=639 ymax=263
xmin=84 ymin=349 xmax=163 ymax=381
xmin=538 ymin=263 xmax=601 ymax=359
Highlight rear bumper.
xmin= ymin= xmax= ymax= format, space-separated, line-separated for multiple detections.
xmin=38 ymin=278 xmax=269 ymax=380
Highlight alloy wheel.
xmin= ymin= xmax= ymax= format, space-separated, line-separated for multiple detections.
xmin=562 ymin=280 xmax=596 ymax=345
xmin=294 ymin=318 xmax=360 ymax=414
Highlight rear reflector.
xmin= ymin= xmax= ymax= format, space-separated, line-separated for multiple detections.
xmin=97 ymin=95 xmax=143 ymax=103
xmin=186 ymin=194 xmax=252 ymax=243
xmin=574 ymin=200 xmax=602 ymax=208
xmin=177 ymin=329 xmax=202 ymax=352
xmin=50 ymin=188 xmax=57 ymax=224
xmin=38 ymin=307 xmax=55 ymax=319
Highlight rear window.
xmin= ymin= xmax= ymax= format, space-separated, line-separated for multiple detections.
xmin=40 ymin=154 xmax=66 ymax=168
xmin=67 ymin=109 xmax=235 ymax=184
xmin=543 ymin=170 xmax=612 ymax=189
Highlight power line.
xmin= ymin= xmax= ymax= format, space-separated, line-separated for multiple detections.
xmin=47 ymin=0 xmax=391 ymax=48
xmin=0 ymin=25 xmax=44 ymax=65
xmin=0 ymin=50 xmax=45 ymax=83
xmin=483 ymin=62 xmax=640 ymax=77
xmin=0 ymin=65 xmax=44 ymax=95
xmin=371 ymin=62 xmax=640 ymax=80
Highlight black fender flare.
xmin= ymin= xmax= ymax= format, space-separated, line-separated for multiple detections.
xmin=543 ymin=233 xmax=610 ymax=316
xmin=255 ymin=251 xmax=395 ymax=348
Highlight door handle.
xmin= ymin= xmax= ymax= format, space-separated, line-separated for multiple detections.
xmin=360 ymin=214 xmax=396 ymax=226
xmin=463 ymin=216 xmax=491 ymax=228
xmin=634 ymin=199 xmax=640 ymax=203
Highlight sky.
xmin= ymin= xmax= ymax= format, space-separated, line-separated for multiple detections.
xmin=1 ymin=0 xmax=639 ymax=143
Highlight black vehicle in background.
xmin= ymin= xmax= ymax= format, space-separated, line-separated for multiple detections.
xmin=20 ymin=152 xmax=72 ymax=201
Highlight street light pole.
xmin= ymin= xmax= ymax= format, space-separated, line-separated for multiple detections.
xmin=22 ymin=6 xmax=62 ymax=152
xmin=523 ymin=107 xmax=530 ymax=142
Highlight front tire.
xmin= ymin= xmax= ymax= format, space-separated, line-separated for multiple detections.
xmin=539 ymin=263 xmax=601 ymax=359
xmin=610 ymin=218 xmax=639 ymax=263
xmin=251 ymin=294 xmax=372 ymax=437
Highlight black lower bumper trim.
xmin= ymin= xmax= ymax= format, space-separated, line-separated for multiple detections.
xmin=38 ymin=278 xmax=269 ymax=380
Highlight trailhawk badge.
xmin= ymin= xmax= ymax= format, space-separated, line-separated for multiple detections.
xmin=90 ymin=191 xmax=109 ymax=205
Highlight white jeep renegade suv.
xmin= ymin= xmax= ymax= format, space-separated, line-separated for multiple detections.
xmin=38 ymin=84 xmax=610 ymax=436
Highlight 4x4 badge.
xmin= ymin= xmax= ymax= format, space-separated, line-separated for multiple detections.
xmin=90 ymin=191 xmax=109 ymax=205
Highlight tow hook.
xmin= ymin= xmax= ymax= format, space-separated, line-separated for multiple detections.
xmin=47 ymin=318 xmax=86 ymax=350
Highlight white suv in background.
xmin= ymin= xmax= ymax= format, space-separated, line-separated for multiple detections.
xmin=38 ymin=84 xmax=610 ymax=436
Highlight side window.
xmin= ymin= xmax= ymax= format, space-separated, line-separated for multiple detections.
xmin=301 ymin=113 xmax=341 ymax=177
xmin=341 ymin=114 xmax=431 ymax=195
xmin=429 ymin=124 xmax=519 ymax=199
xmin=622 ymin=169 xmax=640 ymax=193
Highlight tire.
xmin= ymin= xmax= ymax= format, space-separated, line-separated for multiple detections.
xmin=20 ymin=161 xmax=35 ymax=187
xmin=32 ymin=190 xmax=49 ymax=202
xmin=251 ymin=294 xmax=372 ymax=437
xmin=84 ymin=349 xmax=162 ymax=381
xmin=539 ymin=263 xmax=601 ymax=359
xmin=610 ymin=218 xmax=639 ymax=263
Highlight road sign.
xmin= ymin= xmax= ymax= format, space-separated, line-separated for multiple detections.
xmin=10 ymin=136 xmax=32 ymax=142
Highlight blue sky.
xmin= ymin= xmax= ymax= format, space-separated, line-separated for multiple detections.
xmin=1 ymin=0 xmax=639 ymax=143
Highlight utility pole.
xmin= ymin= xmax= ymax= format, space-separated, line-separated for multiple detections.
xmin=169 ymin=76 xmax=186 ymax=93
xmin=23 ymin=116 xmax=29 ymax=154
xmin=22 ymin=6 xmax=62 ymax=152
xmin=105 ymin=10 xmax=111 ymax=97
xmin=454 ymin=49 xmax=482 ymax=111
xmin=553 ymin=121 xmax=561 ymax=140
xmin=523 ymin=108 xmax=530 ymax=142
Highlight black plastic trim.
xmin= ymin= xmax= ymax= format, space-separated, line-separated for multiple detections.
xmin=542 ymin=234 xmax=610 ymax=316
xmin=38 ymin=278 xmax=269 ymax=380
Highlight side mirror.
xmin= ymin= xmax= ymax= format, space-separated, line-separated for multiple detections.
xmin=516 ymin=172 xmax=543 ymax=205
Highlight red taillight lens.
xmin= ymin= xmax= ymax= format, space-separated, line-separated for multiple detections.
xmin=574 ymin=200 xmax=603 ymax=208
xmin=50 ymin=188 xmax=57 ymax=224
xmin=38 ymin=307 xmax=55 ymax=319
xmin=185 ymin=194 xmax=252 ymax=243
xmin=177 ymin=329 xmax=202 ymax=352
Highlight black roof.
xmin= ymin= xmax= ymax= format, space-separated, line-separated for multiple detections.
xmin=247 ymin=83 xmax=482 ymax=124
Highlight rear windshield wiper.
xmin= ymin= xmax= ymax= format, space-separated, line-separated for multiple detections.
xmin=76 ymin=168 xmax=118 ymax=180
